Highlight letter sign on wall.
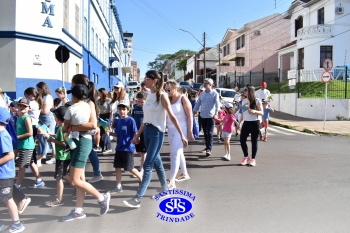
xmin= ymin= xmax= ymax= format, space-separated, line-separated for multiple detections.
xmin=41 ymin=0 xmax=55 ymax=28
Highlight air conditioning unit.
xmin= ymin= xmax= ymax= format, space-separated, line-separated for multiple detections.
xmin=102 ymin=65 xmax=107 ymax=71
xmin=255 ymin=30 xmax=261 ymax=36
xmin=336 ymin=6 xmax=344 ymax=14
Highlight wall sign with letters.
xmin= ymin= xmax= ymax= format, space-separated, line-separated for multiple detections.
xmin=41 ymin=0 xmax=55 ymax=28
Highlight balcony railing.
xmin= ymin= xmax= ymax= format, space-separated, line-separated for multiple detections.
xmin=297 ymin=24 xmax=333 ymax=40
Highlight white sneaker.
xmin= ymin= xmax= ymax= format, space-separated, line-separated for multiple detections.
xmin=226 ymin=154 xmax=231 ymax=161
xmin=222 ymin=154 xmax=228 ymax=160
xmin=46 ymin=158 xmax=56 ymax=164
xmin=25 ymin=167 xmax=32 ymax=173
xmin=103 ymin=149 xmax=112 ymax=154
xmin=88 ymin=174 xmax=104 ymax=183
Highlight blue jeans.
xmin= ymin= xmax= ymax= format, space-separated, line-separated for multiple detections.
xmin=201 ymin=118 xmax=214 ymax=151
xmin=89 ymin=149 xmax=101 ymax=176
xmin=38 ymin=112 xmax=55 ymax=156
xmin=136 ymin=124 xmax=167 ymax=200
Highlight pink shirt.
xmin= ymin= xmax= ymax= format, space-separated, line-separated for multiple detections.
xmin=215 ymin=110 xmax=226 ymax=125
xmin=222 ymin=114 xmax=235 ymax=133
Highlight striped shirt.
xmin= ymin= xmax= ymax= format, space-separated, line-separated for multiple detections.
xmin=193 ymin=89 xmax=219 ymax=118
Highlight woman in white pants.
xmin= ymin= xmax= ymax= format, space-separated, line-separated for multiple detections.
xmin=165 ymin=80 xmax=195 ymax=189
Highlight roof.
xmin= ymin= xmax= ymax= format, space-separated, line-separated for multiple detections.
xmin=277 ymin=40 xmax=297 ymax=51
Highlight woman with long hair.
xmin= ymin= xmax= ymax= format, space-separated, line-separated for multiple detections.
xmin=239 ymin=84 xmax=263 ymax=167
xmin=55 ymin=87 xmax=69 ymax=107
xmin=61 ymin=74 xmax=109 ymax=221
xmin=123 ymin=70 xmax=188 ymax=208
xmin=164 ymin=80 xmax=194 ymax=189
xmin=97 ymin=88 xmax=112 ymax=153
xmin=36 ymin=82 xmax=56 ymax=166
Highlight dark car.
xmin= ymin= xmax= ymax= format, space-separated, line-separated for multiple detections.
xmin=179 ymin=81 xmax=192 ymax=89
xmin=191 ymin=82 xmax=203 ymax=92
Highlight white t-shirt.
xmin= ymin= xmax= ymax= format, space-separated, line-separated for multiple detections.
xmin=255 ymin=89 xmax=271 ymax=101
xmin=43 ymin=94 xmax=54 ymax=109
xmin=143 ymin=92 xmax=166 ymax=132
xmin=28 ymin=100 xmax=40 ymax=126
xmin=64 ymin=102 xmax=91 ymax=138
xmin=241 ymin=98 xmax=260 ymax=121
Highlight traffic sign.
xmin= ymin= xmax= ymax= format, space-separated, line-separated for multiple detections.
xmin=321 ymin=71 xmax=332 ymax=83
xmin=323 ymin=58 xmax=333 ymax=71
xmin=55 ymin=45 xmax=70 ymax=63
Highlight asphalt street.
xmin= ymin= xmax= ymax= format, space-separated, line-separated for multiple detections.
xmin=1 ymin=126 xmax=350 ymax=233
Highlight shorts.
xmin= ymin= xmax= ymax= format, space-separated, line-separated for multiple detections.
xmin=262 ymin=121 xmax=269 ymax=129
xmin=0 ymin=179 xmax=14 ymax=202
xmin=70 ymin=137 xmax=92 ymax=169
xmin=113 ymin=151 xmax=134 ymax=171
xmin=54 ymin=159 xmax=71 ymax=179
xmin=17 ymin=149 xmax=33 ymax=167
xmin=135 ymin=133 xmax=146 ymax=153
xmin=222 ymin=131 xmax=232 ymax=139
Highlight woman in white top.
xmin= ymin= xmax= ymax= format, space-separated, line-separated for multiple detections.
xmin=239 ymin=84 xmax=263 ymax=167
xmin=123 ymin=70 xmax=188 ymax=208
xmin=165 ymin=80 xmax=194 ymax=189
xmin=36 ymin=82 xmax=56 ymax=166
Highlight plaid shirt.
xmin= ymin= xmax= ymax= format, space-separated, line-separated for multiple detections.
xmin=193 ymin=89 xmax=219 ymax=118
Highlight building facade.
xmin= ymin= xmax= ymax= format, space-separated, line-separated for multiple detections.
xmin=0 ymin=0 xmax=131 ymax=99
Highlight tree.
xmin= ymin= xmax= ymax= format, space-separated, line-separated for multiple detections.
xmin=147 ymin=50 xmax=196 ymax=72
xmin=176 ymin=58 xmax=188 ymax=80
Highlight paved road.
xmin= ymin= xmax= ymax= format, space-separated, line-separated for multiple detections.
xmin=1 ymin=127 xmax=350 ymax=233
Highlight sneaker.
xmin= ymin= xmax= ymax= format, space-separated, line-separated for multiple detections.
xmin=235 ymin=132 xmax=239 ymax=137
xmin=45 ymin=199 xmax=63 ymax=207
xmin=46 ymin=158 xmax=56 ymax=164
xmin=6 ymin=222 xmax=25 ymax=233
xmin=167 ymin=181 xmax=176 ymax=190
xmin=18 ymin=197 xmax=31 ymax=214
xmin=123 ymin=198 xmax=141 ymax=208
xmin=103 ymin=149 xmax=112 ymax=154
xmin=259 ymin=135 xmax=263 ymax=140
xmin=88 ymin=174 xmax=103 ymax=183
xmin=25 ymin=167 xmax=32 ymax=174
xmin=29 ymin=180 xmax=45 ymax=189
xmin=175 ymin=174 xmax=190 ymax=182
xmin=200 ymin=148 xmax=207 ymax=153
xmin=205 ymin=150 xmax=211 ymax=157
xmin=93 ymin=146 xmax=102 ymax=152
xmin=61 ymin=210 xmax=86 ymax=222
xmin=240 ymin=157 xmax=251 ymax=166
xmin=249 ymin=159 xmax=256 ymax=167
xmin=217 ymin=139 xmax=222 ymax=143
xmin=110 ymin=186 xmax=123 ymax=194
xmin=222 ymin=154 xmax=228 ymax=160
xmin=98 ymin=192 xmax=111 ymax=215
xmin=226 ymin=154 xmax=231 ymax=161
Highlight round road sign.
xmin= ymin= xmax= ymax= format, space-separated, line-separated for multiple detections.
xmin=321 ymin=71 xmax=332 ymax=83
xmin=323 ymin=58 xmax=333 ymax=71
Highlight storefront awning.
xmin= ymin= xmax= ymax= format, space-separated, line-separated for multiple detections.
xmin=122 ymin=66 xmax=133 ymax=73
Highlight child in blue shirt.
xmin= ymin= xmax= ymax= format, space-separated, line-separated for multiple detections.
xmin=261 ymin=100 xmax=274 ymax=142
xmin=0 ymin=107 xmax=25 ymax=232
xmin=109 ymin=100 xmax=142 ymax=194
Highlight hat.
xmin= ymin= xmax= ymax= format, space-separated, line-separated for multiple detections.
xmin=224 ymin=102 xmax=233 ymax=108
xmin=117 ymin=99 xmax=130 ymax=108
xmin=0 ymin=107 xmax=11 ymax=125
xmin=204 ymin=78 xmax=214 ymax=85
xmin=262 ymin=100 xmax=268 ymax=104
xmin=50 ymin=106 xmax=67 ymax=121
xmin=16 ymin=97 xmax=31 ymax=107
xmin=9 ymin=101 xmax=16 ymax=108
xmin=261 ymin=82 xmax=267 ymax=88
xmin=67 ymin=84 xmax=88 ymax=99
xmin=114 ymin=82 xmax=124 ymax=88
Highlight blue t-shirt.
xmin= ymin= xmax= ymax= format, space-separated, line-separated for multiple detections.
xmin=263 ymin=108 xmax=271 ymax=121
xmin=132 ymin=104 xmax=144 ymax=129
xmin=5 ymin=115 xmax=18 ymax=149
xmin=190 ymin=99 xmax=196 ymax=110
xmin=238 ymin=100 xmax=243 ymax=114
xmin=114 ymin=117 xmax=137 ymax=152
xmin=0 ymin=129 xmax=15 ymax=179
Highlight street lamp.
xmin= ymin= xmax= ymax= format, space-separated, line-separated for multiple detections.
xmin=179 ymin=29 xmax=206 ymax=82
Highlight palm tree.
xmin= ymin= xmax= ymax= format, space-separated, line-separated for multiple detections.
xmin=176 ymin=58 xmax=188 ymax=80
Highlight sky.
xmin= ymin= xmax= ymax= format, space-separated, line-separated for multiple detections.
xmin=116 ymin=0 xmax=293 ymax=77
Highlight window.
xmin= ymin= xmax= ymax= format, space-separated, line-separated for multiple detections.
xmin=295 ymin=16 xmax=303 ymax=37
xmin=298 ymin=48 xmax=304 ymax=69
xmin=76 ymin=63 xmax=79 ymax=74
xmin=63 ymin=0 xmax=69 ymax=30
xmin=223 ymin=46 xmax=227 ymax=57
xmin=241 ymin=34 xmax=245 ymax=48
xmin=75 ymin=4 xmax=80 ymax=40
xmin=227 ymin=43 xmax=230 ymax=55
xmin=320 ymin=46 xmax=332 ymax=68
xmin=235 ymin=58 xmax=245 ymax=67
xmin=236 ymin=37 xmax=241 ymax=50
xmin=83 ymin=17 xmax=87 ymax=45
xmin=95 ymin=34 xmax=98 ymax=56
xmin=91 ymin=28 xmax=94 ymax=53
xmin=95 ymin=74 xmax=99 ymax=84
xmin=318 ymin=7 xmax=324 ymax=25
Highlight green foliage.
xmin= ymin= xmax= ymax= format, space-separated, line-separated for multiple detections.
xmin=147 ymin=50 xmax=196 ymax=71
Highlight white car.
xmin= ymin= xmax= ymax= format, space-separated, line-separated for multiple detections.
xmin=126 ymin=81 xmax=140 ymax=90
xmin=215 ymin=88 xmax=236 ymax=103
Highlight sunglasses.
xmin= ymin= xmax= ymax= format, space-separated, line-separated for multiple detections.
xmin=244 ymin=89 xmax=248 ymax=92
xmin=165 ymin=89 xmax=172 ymax=93
xmin=203 ymin=83 xmax=210 ymax=85
xmin=114 ymin=87 xmax=120 ymax=89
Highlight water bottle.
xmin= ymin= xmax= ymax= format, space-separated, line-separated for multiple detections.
xmin=63 ymin=133 xmax=77 ymax=150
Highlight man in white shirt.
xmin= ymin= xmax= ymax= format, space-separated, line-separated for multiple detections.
xmin=255 ymin=82 xmax=271 ymax=102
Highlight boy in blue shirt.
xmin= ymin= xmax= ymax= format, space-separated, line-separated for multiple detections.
xmin=0 ymin=107 xmax=25 ymax=232
xmin=110 ymin=100 xmax=142 ymax=194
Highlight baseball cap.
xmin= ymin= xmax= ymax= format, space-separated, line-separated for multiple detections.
xmin=117 ymin=99 xmax=130 ymax=108
xmin=16 ymin=97 xmax=31 ymax=107
xmin=67 ymin=84 xmax=88 ymax=99
xmin=50 ymin=106 xmax=67 ymax=122
xmin=0 ymin=107 xmax=11 ymax=125
xmin=204 ymin=78 xmax=214 ymax=85
xmin=261 ymin=82 xmax=267 ymax=88
xmin=114 ymin=82 xmax=124 ymax=88
xmin=224 ymin=102 xmax=233 ymax=108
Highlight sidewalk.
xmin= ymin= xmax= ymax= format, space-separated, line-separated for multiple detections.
xmin=269 ymin=111 xmax=350 ymax=136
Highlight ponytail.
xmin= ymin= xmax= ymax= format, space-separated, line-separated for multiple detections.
xmin=155 ymin=71 xmax=164 ymax=104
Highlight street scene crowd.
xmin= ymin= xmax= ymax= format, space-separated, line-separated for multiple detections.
xmin=0 ymin=70 xmax=273 ymax=232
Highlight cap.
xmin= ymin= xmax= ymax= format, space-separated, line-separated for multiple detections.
xmin=16 ymin=97 xmax=31 ymax=107
xmin=224 ymin=102 xmax=233 ymax=108
xmin=50 ymin=106 xmax=67 ymax=121
xmin=114 ymin=82 xmax=124 ymax=88
xmin=204 ymin=78 xmax=214 ymax=85
xmin=67 ymin=84 xmax=88 ymax=99
xmin=262 ymin=100 xmax=268 ymax=104
xmin=0 ymin=107 xmax=11 ymax=125
xmin=9 ymin=101 xmax=16 ymax=108
xmin=117 ymin=99 xmax=130 ymax=108
xmin=261 ymin=82 xmax=267 ymax=88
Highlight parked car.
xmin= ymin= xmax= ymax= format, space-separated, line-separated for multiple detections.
xmin=215 ymin=88 xmax=236 ymax=103
xmin=191 ymin=82 xmax=203 ymax=92
xmin=179 ymin=81 xmax=192 ymax=89
xmin=126 ymin=81 xmax=140 ymax=90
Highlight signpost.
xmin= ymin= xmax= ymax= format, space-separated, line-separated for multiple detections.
xmin=322 ymin=59 xmax=333 ymax=130
xmin=55 ymin=45 xmax=70 ymax=88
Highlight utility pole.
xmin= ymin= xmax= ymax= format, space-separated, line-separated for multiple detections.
xmin=217 ymin=44 xmax=220 ymax=88
xmin=203 ymin=32 xmax=206 ymax=81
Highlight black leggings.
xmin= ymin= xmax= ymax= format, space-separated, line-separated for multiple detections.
xmin=240 ymin=120 xmax=260 ymax=159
